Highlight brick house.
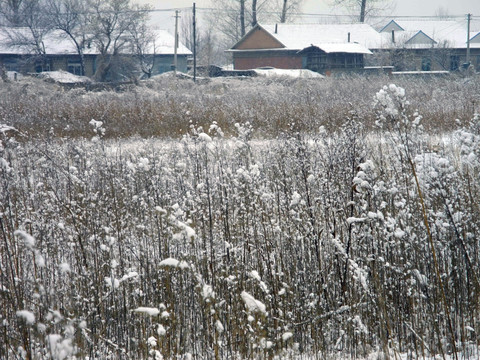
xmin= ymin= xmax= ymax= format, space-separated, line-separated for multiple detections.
xmin=227 ymin=23 xmax=381 ymax=75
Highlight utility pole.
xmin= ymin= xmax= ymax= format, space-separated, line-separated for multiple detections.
xmin=193 ymin=3 xmax=197 ymax=82
xmin=174 ymin=10 xmax=180 ymax=75
xmin=466 ymin=13 xmax=471 ymax=65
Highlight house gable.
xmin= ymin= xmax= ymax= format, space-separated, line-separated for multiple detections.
xmin=380 ymin=20 xmax=404 ymax=33
xmin=471 ymin=32 xmax=480 ymax=43
xmin=405 ymin=31 xmax=437 ymax=45
xmin=232 ymin=25 xmax=285 ymax=50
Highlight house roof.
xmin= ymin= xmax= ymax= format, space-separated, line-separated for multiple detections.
xmin=405 ymin=30 xmax=437 ymax=45
xmin=262 ymin=23 xmax=383 ymax=50
xmin=298 ymin=43 xmax=372 ymax=55
xmin=0 ymin=28 xmax=192 ymax=56
xmin=230 ymin=23 xmax=385 ymax=52
xmin=379 ymin=19 xmax=480 ymax=49
xmin=228 ymin=21 xmax=480 ymax=54
xmin=471 ymin=32 xmax=480 ymax=43
xmin=379 ymin=20 xmax=404 ymax=33
xmin=148 ymin=29 xmax=192 ymax=55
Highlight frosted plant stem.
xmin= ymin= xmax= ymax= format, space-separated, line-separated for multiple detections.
xmin=409 ymin=157 xmax=458 ymax=360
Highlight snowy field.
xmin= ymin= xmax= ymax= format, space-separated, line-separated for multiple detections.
xmin=1 ymin=76 xmax=480 ymax=359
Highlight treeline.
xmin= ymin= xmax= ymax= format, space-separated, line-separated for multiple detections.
xmin=0 ymin=0 xmax=153 ymax=81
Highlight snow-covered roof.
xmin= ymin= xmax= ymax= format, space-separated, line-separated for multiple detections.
xmin=147 ymin=29 xmax=192 ymax=55
xmin=0 ymin=28 xmax=191 ymax=56
xmin=260 ymin=23 xmax=384 ymax=50
xmin=379 ymin=19 xmax=480 ymax=49
xmin=0 ymin=28 xmax=89 ymax=55
xmin=471 ymin=32 xmax=480 ymax=43
xmin=301 ymin=43 xmax=372 ymax=54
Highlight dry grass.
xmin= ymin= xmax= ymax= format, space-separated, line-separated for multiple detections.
xmin=0 ymin=74 xmax=478 ymax=140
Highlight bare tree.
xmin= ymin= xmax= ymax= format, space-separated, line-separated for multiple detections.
xmin=0 ymin=0 xmax=25 ymax=26
xmin=2 ymin=0 xmax=52 ymax=71
xmin=435 ymin=6 xmax=452 ymax=19
xmin=277 ymin=0 xmax=304 ymax=23
xmin=209 ymin=0 xmax=273 ymax=45
xmin=87 ymin=0 xmax=149 ymax=81
xmin=46 ymin=0 xmax=91 ymax=75
xmin=129 ymin=16 xmax=156 ymax=78
xmin=181 ymin=12 xmax=199 ymax=53
xmin=332 ymin=0 xmax=391 ymax=23
xmin=182 ymin=13 xmax=226 ymax=67
xmin=252 ymin=0 xmax=257 ymax=26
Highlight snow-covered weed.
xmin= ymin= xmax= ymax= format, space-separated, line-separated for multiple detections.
xmin=1 ymin=82 xmax=479 ymax=359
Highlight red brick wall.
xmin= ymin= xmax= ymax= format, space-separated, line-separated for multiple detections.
xmin=234 ymin=55 xmax=303 ymax=70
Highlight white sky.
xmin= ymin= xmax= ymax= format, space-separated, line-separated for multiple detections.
xmin=137 ymin=0 xmax=480 ymax=34
xmin=139 ymin=0 xmax=480 ymax=17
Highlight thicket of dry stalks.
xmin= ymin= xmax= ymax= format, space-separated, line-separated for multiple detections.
xmin=0 ymin=75 xmax=479 ymax=359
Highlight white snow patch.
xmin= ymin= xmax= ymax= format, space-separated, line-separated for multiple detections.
xmin=14 ymin=230 xmax=35 ymax=249
xmin=133 ymin=307 xmax=160 ymax=316
xmin=198 ymin=133 xmax=212 ymax=142
xmin=241 ymin=291 xmax=267 ymax=315
xmin=249 ymin=270 xmax=261 ymax=282
xmin=35 ymin=251 xmax=45 ymax=267
xmin=37 ymin=70 xmax=92 ymax=84
xmin=178 ymin=260 xmax=190 ymax=269
xmin=16 ymin=310 xmax=35 ymax=324
xmin=215 ymin=320 xmax=224 ymax=333
xmin=147 ymin=336 xmax=157 ymax=347
xmin=47 ymin=334 xmax=75 ymax=359
xmin=394 ymin=229 xmax=405 ymax=238
xmin=253 ymin=68 xmax=325 ymax=79
xmin=282 ymin=332 xmax=294 ymax=341
xmin=159 ymin=258 xmax=180 ymax=267
xmin=347 ymin=217 xmax=367 ymax=224
xmin=59 ymin=262 xmax=71 ymax=273
xmin=120 ymin=271 xmax=139 ymax=282
xmin=157 ymin=324 xmax=166 ymax=336
xmin=105 ymin=277 xmax=120 ymax=289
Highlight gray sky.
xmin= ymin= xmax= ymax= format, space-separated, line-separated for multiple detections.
xmin=138 ymin=0 xmax=480 ymax=17
xmin=136 ymin=0 xmax=480 ymax=34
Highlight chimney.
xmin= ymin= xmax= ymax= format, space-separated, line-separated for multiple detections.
xmin=391 ymin=30 xmax=395 ymax=43
xmin=348 ymin=32 xmax=351 ymax=42
xmin=275 ymin=24 xmax=278 ymax=34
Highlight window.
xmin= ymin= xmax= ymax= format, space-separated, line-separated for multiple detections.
xmin=306 ymin=52 xmax=327 ymax=72
xmin=450 ymin=55 xmax=459 ymax=71
xmin=3 ymin=58 xmax=19 ymax=72
xmin=35 ymin=59 xmax=51 ymax=73
xmin=421 ymin=57 xmax=431 ymax=71
xmin=68 ymin=59 xmax=83 ymax=75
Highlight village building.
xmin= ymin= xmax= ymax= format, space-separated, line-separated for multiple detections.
xmin=227 ymin=23 xmax=382 ymax=75
xmin=377 ymin=19 xmax=480 ymax=72
xmin=0 ymin=28 xmax=191 ymax=79
xmin=227 ymin=20 xmax=480 ymax=75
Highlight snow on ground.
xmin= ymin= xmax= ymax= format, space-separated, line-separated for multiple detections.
xmin=36 ymin=70 xmax=92 ymax=84
xmin=253 ymin=68 xmax=325 ymax=78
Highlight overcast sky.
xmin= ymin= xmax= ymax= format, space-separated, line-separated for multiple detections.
xmin=138 ymin=0 xmax=480 ymax=17
xmin=136 ymin=0 xmax=480 ymax=34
